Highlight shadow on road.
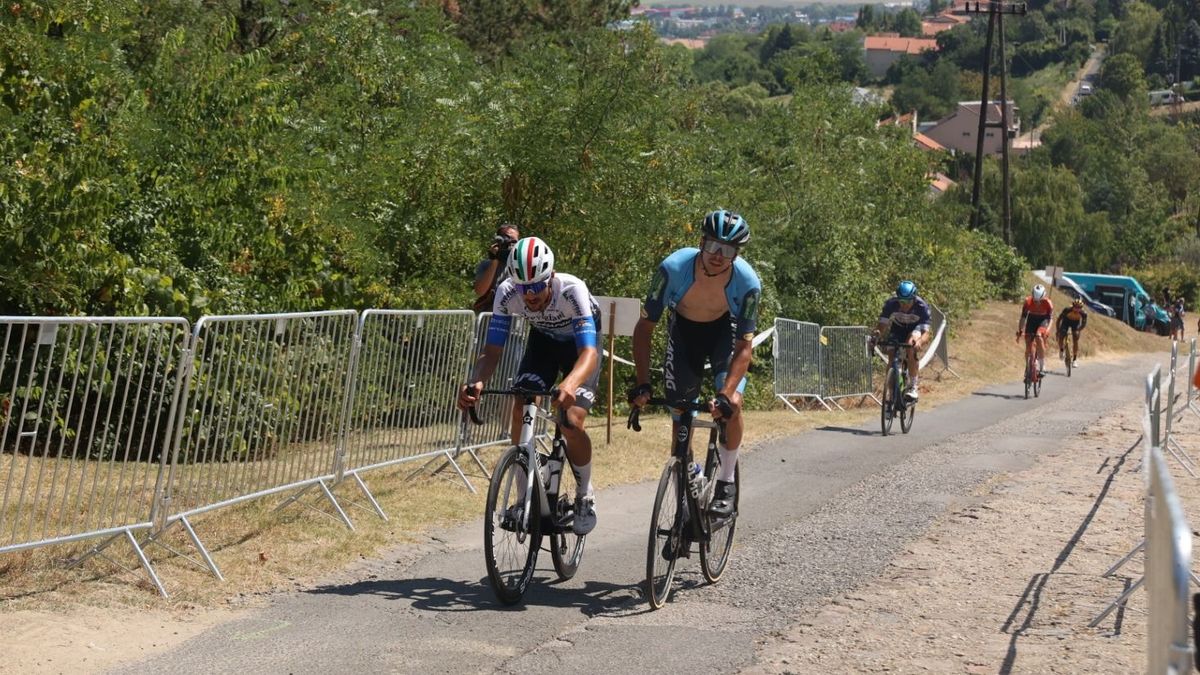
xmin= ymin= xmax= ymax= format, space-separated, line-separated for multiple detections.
xmin=305 ymin=573 xmax=644 ymax=616
xmin=816 ymin=426 xmax=876 ymax=437
xmin=971 ymin=391 xmax=1027 ymax=401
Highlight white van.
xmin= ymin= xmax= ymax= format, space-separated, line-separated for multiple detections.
xmin=1078 ymin=83 xmax=1093 ymax=96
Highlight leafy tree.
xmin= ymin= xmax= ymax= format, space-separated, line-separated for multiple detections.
xmin=1109 ymin=1 xmax=1162 ymax=63
xmin=1099 ymin=51 xmax=1150 ymax=101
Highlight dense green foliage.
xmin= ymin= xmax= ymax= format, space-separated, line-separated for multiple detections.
xmin=1 ymin=0 xmax=1020 ymax=330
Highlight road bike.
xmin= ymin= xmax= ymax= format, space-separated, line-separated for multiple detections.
xmin=1061 ymin=333 xmax=1073 ymax=378
xmin=628 ymin=399 xmax=738 ymax=609
xmin=877 ymin=340 xmax=916 ymax=436
xmin=469 ymin=387 xmax=585 ymax=605
xmin=1019 ymin=332 xmax=1043 ymax=399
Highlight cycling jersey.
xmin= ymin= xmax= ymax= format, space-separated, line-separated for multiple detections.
xmin=486 ymin=273 xmax=599 ymax=351
xmin=879 ymin=295 xmax=932 ymax=335
xmin=1022 ymin=297 xmax=1053 ymax=318
xmin=1056 ymin=306 xmax=1088 ymax=331
xmin=642 ymin=248 xmax=762 ymax=339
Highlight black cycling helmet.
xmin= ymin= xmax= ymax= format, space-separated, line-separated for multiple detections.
xmin=701 ymin=210 xmax=750 ymax=246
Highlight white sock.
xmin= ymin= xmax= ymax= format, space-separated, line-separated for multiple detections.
xmin=571 ymin=460 xmax=593 ymax=499
xmin=910 ymin=375 xmax=920 ymax=388
xmin=718 ymin=446 xmax=738 ymax=483
xmin=1038 ymin=356 xmax=1045 ymax=371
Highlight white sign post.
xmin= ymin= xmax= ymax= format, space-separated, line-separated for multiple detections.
xmin=594 ymin=296 xmax=642 ymax=444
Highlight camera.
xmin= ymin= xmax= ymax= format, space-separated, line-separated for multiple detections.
xmin=491 ymin=234 xmax=517 ymax=258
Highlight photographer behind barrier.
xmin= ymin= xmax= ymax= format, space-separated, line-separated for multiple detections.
xmin=472 ymin=224 xmax=520 ymax=313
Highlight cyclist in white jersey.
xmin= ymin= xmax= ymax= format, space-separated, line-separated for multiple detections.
xmin=457 ymin=237 xmax=601 ymax=535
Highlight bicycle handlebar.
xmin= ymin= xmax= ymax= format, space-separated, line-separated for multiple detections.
xmin=626 ymin=398 xmax=716 ymax=433
xmin=464 ymin=387 xmax=573 ymax=430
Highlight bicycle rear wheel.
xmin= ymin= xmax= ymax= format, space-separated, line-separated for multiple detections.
xmin=700 ymin=456 xmax=739 ymax=584
xmin=880 ymin=368 xmax=896 ymax=436
xmin=550 ymin=460 xmax=586 ymax=581
xmin=484 ymin=446 xmax=541 ymax=605
xmin=646 ymin=456 xmax=683 ymax=609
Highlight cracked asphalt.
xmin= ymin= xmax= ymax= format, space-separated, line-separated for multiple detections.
xmin=111 ymin=353 xmax=1161 ymax=674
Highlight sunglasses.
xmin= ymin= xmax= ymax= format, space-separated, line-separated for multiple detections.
xmin=517 ymin=280 xmax=549 ymax=295
xmin=702 ymin=239 xmax=738 ymax=258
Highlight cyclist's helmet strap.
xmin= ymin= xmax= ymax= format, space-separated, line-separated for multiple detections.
xmin=896 ymin=280 xmax=917 ymax=300
xmin=701 ymin=210 xmax=750 ymax=246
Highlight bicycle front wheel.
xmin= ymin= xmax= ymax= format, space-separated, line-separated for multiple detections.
xmin=1034 ymin=369 xmax=1042 ymax=397
xmin=900 ymin=396 xmax=916 ymax=434
xmin=1024 ymin=362 xmax=1032 ymax=399
xmin=1064 ymin=344 xmax=1072 ymax=377
xmin=484 ymin=446 xmax=541 ymax=606
xmin=880 ymin=367 xmax=896 ymax=435
xmin=646 ymin=456 xmax=683 ymax=610
xmin=700 ymin=458 xmax=739 ymax=584
xmin=550 ymin=463 xmax=586 ymax=581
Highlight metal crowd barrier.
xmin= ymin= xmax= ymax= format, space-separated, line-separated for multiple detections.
xmin=818 ymin=326 xmax=877 ymax=409
xmin=1146 ymin=447 xmax=1195 ymax=673
xmin=129 ymin=310 xmax=359 ymax=587
xmin=0 ymin=317 xmax=190 ymax=595
xmin=773 ymin=318 xmax=825 ymax=411
xmin=1162 ymin=341 xmax=1196 ymax=476
xmin=1093 ymin=363 xmax=1200 ymax=639
xmin=340 ymin=310 xmax=477 ymax=510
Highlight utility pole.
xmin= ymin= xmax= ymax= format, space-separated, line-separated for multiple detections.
xmin=958 ymin=0 xmax=1027 ymax=245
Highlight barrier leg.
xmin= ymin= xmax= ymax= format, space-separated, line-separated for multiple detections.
xmin=1166 ymin=438 xmax=1198 ymax=477
xmin=124 ymin=529 xmax=168 ymax=598
xmin=349 ymin=471 xmax=388 ymax=521
xmin=1089 ymin=575 xmax=1143 ymax=627
xmin=1102 ymin=539 xmax=1144 ymax=577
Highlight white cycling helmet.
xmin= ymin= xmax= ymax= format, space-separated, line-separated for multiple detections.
xmin=507 ymin=236 xmax=555 ymax=284
xmin=1032 ymin=284 xmax=1047 ymax=301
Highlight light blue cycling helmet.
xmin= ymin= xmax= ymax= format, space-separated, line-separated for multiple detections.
xmin=896 ymin=280 xmax=917 ymax=300
xmin=701 ymin=209 xmax=750 ymax=246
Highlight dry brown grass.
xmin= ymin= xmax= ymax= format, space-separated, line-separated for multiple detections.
xmin=0 ymin=287 xmax=1170 ymax=613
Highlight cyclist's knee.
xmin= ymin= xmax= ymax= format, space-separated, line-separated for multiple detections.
xmin=565 ymin=405 xmax=588 ymax=428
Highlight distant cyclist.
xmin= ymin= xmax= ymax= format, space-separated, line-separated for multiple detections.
xmin=1055 ymin=297 xmax=1088 ymax=366
xmin=1018 ymin=284 xmax=1053 ymax=377
xmin=457 ymin=237 xmax=601 ymax=536
xmin=871 ymin=280 xmax=931 ymax=402
xmin=628 ymin=209 xmax=762 ymax=519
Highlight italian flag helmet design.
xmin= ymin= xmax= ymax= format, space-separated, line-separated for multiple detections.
xmin=506 ymin=236 xmax=555 ymax=284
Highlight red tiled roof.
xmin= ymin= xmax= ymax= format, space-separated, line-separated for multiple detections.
xmin=914 ymin=132 xmax=946 ymax=152
xmin=929 ymin=172 xmax=956 ymax=193
xmin=863 ymin=36 xmax=940 ymax=54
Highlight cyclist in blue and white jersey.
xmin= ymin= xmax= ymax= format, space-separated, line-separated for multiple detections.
xmin=870 ymin=280 xmax=931 ymax=402
xmin=457 ymin=237 xmax=601 ymax=535
xmin=628 ymin=209 xmax=761 ymax=519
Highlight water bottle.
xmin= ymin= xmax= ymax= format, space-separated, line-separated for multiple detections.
xmin=547 ymin=438 xmax=566 ymax=496
xmin=687 ymin=461 xmax=706 ymax=499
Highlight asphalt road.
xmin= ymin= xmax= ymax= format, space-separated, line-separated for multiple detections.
xmin=113 ymin=352 xmax=1162 ymax=674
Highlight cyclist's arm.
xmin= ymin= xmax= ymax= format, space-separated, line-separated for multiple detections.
xmin=1080 ymin=310 xmax=1088 ymax=329
xmin=468 ymin=343 xmax=504 ymax=387
xmin=720 ymin=337 xmax=753 ymax=401
xmin=634 ymin=264 xmax=670 ymax=387
xmin=632 ymin=317 xmax=656 ymax=386
xmin=1017 ymin=305 xmax=1029 ymax=333
xmin=561 ymin=312 xmax=600 ymax=396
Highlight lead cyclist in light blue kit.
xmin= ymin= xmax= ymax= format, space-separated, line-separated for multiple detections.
xmin=457 ymin=237 xmax=602 ymax=535
xmin=628 ymin=209 xmax=761 ymax=519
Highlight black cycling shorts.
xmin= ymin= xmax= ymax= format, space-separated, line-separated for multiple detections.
xmin=662 ymin=311 xmax=745 ymax=408
xmin=514 ymin=325 xmax=600 ymax=410
xmin=1057 ymin=320 xmax=1082 ymax=338
xmin=1024 ymin=315 xmax=1051 ymax=336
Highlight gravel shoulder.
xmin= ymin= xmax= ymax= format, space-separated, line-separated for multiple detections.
xmin=748 ymin=368 xmax=1184 ymax=673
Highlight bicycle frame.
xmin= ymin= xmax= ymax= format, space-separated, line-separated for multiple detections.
xmin=471 ymin=389 xmax=567 ymax=533
xmin=672 ymin=410 xmax=727 ymax=543
xmin=883 ymin=342 xmax=912 ymax=408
